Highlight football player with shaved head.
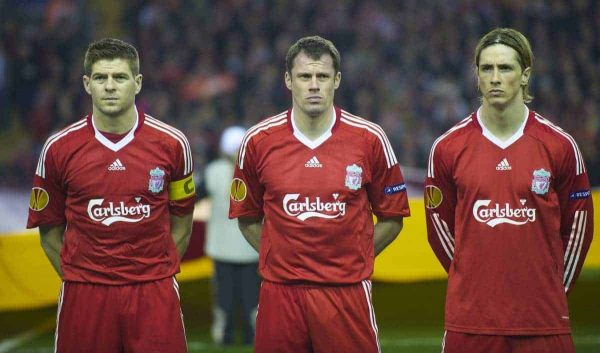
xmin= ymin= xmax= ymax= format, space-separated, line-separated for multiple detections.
xmin=229 ymin=36 xmax=410 ymax=353
xmin=27 ymin=38 xmax=195 ymax=353
xmin=425 ymin=28 xmax=593 ymax=353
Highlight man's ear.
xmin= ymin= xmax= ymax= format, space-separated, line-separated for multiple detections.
xmin=521 ymin=67 xmax=531 ymax=86
xmin=83 ymin=76 xmax=91 ymax=95
xmin=135 ymin=74 xmax=143 ymax=94
xmin=285 ymin=71 xmax=292 ymax=90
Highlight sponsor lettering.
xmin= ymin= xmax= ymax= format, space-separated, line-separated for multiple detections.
xmin=283 ymin=194 xmax=346 ymax=221
xmin=473 ymin=200 xmax=536 ymax=227
xmin=87 ymin=199 xmax=151 ymax=226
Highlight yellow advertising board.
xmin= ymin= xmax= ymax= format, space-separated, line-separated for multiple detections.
xmin=1 ymin=193 xmax=598 ymax=310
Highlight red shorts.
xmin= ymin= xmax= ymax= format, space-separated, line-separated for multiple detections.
xmin=442 ymin=330 xmax=575 ymax=353
xmin=54 ymin=277 xmax=187 ymax=353
xmin=255 ymin=280 xmax=380 ymax=353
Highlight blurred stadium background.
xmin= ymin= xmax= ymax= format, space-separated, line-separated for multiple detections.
xmin=0 ymin=1 xmax=598 ymax=352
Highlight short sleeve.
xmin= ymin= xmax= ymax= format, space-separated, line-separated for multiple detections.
xmin=366 ymin=133 xmax=410 ymax=218
xmin=168 ymin=133 xmax=196 ymax=216
xmin=424 ymin=139 xmax=457 ymax=272
xmin=27 ymin=143 xmax=67 ymax=228
xmin=554 ymin=138 xmax=594 ymax=293
xmin=229 ymin=138 xmax=265 ymax=219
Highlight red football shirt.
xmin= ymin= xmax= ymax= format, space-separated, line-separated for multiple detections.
xmin=229 ymin=107 xmax=410 ymax=284
xmin=425 ymin=107 xmax=594 ymax=335
xmin=27 ymin=107 xmax=196 ymax=285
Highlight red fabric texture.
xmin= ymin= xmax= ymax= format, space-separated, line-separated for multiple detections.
xmin=55 ymin=278 xmax=187 ymax=353
xmin=254 ymin=280 xmax=380 ymax=353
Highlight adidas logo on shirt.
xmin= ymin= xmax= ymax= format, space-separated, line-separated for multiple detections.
xmin=305 ymin=156 xmax=323 ymax=168
xmin=496 ymin=158 xmax=512 ymax=171
xmin=108 ymin=158 xmax=126 ymax=171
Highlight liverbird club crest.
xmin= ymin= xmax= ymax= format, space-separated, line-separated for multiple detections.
xmin=148 ymin=167 xmax=165 ymax=194
xmin=345 ymin=164 xmax=363 ymax=190
xmin=531 ymin=168 xmax=551 ymax=195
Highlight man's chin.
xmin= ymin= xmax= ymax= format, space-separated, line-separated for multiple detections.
xmin=304 ymin=106 xmax=325 ymax=118
xmin=98 ymin=107 xmax=124 ymax=117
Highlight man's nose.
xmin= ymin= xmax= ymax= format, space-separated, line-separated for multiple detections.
xmin=309 ymin=76 xmax=319 ymax=90
xmin=105 ymin=77 xmax=116 ymax=90
xmin=491 ymin=68 xmax=500 ymax=83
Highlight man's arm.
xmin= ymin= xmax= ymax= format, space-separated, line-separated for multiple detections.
xmin=424 ymin=141 xmax=457 ymax=273
xmin=556 ymin=141 xmax=594 ymax=294
xmin=171 ymin=212 xmax=194 ymax=259
xmin=39 ymin=225 xmax=65 ymax=277
xmin=374 ymin=216 xmax=403 ymax=256
xmin=237 ymin=216 xmax=263 ymax=252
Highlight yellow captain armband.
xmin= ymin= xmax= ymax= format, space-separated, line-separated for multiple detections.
xmin=169 ymin=174 xmax=196 ymax=201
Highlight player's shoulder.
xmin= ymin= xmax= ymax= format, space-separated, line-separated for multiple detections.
xmin=42 ymin=117 xmax=90 ymax=150
xmin=35 ymin=117 xmax=90 ymax=178
xmin=426 ymin=113 xmax=474 ymax=178
xmin=338 ymin=108 xmax=387 ymax=141
xmin=143 ymin=113 xmax=194 ymax=174
xmin=338 ymin=109 xmax=400 ymax=167
xmin=527 ymin=110 xmax=577 ymax=148
xmin=236 ymin=110 xmax=290 ymax=170
xmin=431 ymin=113 xmax=475 ymax=151
xmin=527 ymin=110 xmax=586 ymax=174
xmin=242 ymin=109 xmax=290 ymax=146
xmin=143 ymin=113 xmax=190 ymax=143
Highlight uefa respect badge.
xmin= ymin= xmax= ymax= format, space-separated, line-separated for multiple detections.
xmin=531 ymin=168 xmax=551 ymax=195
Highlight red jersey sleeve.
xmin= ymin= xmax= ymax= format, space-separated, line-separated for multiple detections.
xmin=167 ymin=132 xmax=196 ymax=216
xmin=27 ymin=141 xmax=66 ymax=228
xmin=424 ymin=140 xmax=457 ymax=273
xmin=229 ymin=137 xmax=265 ymax=219
xmin=366 ymin=134 xmax=410 ymax=218
xmin=554 ymin=139 xmax=594 ymax=294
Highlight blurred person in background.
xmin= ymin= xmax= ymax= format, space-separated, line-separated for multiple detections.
xmin=26 ymin=38 xmax=195 ymax=353
xmin=425 ymin=28 xmax=594 ymax=353
xmin=229 ymin=36 xmax=410 ymax=353
xmin=202 ymin=125 xmax=259 ymax=346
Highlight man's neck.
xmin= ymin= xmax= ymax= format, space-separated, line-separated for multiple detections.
xmin=93 ymin=106 xmax=137 ymax=134
xmin=293 ymin=106 xmax=334 ymax=141
xmin=480 ymin=102 xmax=527 ymax=141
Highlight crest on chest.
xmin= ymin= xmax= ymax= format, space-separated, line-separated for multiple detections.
xmin=345 ymin=164 xmax=363 ymax=190
xmin=148 ymin=167 xmax=166 ymax=194
xmin=531 ymin=168 xmax=551 ymax=195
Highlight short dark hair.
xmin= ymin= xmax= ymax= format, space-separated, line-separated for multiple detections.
xmin=84 ymin=38 xmax=140 ymax=76
xmin=285 ymin=36 xmax=341 ymax=74
xmin=474 ymin=28 xmax=534 ymax=103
